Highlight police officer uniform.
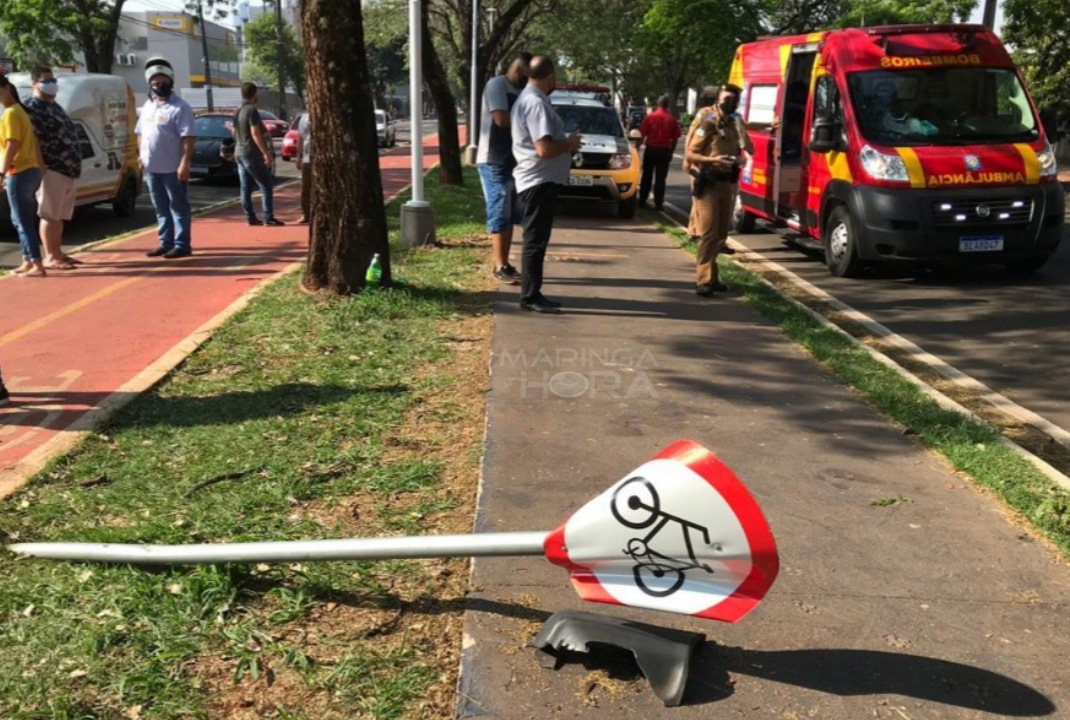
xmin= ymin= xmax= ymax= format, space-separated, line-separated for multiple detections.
xmin=687 ymin=101 xmax=752 ymax=292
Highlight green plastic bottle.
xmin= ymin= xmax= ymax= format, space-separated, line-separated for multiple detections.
xmin=365 ymin=253 xmax=383 ymax=287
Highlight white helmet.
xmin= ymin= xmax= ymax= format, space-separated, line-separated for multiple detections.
xmin=144 ymin=56 xmax=175 ymax=84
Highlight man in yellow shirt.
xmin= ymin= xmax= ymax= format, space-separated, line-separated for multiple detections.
xmin=0 ymin=72 xmax=46 ymax=276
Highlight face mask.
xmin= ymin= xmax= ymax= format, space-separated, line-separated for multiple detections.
xmin=39 ymin=80 xmax=58 ymax=96
xmin=151 ymin=82 xmax=173 ymax=99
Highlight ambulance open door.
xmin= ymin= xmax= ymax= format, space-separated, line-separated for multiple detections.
xmin=775 ymin=45 xmax=818 ymax=226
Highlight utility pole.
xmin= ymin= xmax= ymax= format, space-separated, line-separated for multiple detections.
xmin=275 ymin=0 xmax=287 ymax=119
xmin=982 ymin=0 xmax=998 ymax=30
xmin=197 ymin=0 xmax=214 ymax=111
xmin=464 ymin=0 xmax=479 ymax=165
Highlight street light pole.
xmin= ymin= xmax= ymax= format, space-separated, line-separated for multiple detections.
xmin=464 ymin=0 xmax=479 ymax=165
xmin=196 ymin=0 xmax=214 ymax=111
xmin=982 ymin=0 xmax=997 ymax=30
xmin=274 ymin=0 xmax=287 ymax=118
xmin=401 ymin=0 xmax=435 ymax=247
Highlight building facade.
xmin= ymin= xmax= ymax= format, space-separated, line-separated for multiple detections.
xmin=111 ymin=11 xmax=242 ymax=96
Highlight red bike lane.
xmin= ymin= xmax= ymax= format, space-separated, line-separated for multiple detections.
xmin=0 ymin=132 xmax=451 ymax=498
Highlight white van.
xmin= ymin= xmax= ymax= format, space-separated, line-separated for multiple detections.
xmin=6 ymin=72 xmax=142 ymax=216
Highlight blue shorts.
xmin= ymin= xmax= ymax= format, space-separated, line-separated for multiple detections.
xmin=477 ymin=163 xmax=523 ymax=234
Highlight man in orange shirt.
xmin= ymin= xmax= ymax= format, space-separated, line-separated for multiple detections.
xmin=636 ymin=95 xmax=680 ymax=211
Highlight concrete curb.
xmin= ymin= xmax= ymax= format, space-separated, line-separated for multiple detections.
xmin=0 ymin=260 xmax=304 ymax=500
xmin=658 ymin=202 xmax=1070 ymax=493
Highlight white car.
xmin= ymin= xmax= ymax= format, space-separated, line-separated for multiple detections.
xmin=376 ymin=110 xmax=396 ymax=147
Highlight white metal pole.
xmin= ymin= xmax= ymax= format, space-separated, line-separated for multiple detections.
xmin=466 ymin=0 xmax=479 ymax=161
xmin=8 ymin=532 xmax=549 ymax=565
xmin=408 ymin=0 xmax=426 ymax=204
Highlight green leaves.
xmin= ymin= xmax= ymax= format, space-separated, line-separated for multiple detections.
xmin=0 ymin=0 xmax=99 ymax=68
xmin=243 ymin=10 xmax=306 ymax=101
xmin=1004 ymin=0 xmax=1070 ymax=126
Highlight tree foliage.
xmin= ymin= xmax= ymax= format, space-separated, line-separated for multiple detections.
xmin=363 ymin=0 xmax=408 ymax=109
xmin=0 ymin=0 xmax=127 ymax=73
xmin=1004 ymin=0 xmax=1070 ymax=128
xmin=243 ymin=10 xmax=307 ymax=102
xmin=833 ymin=0 xmax=976 ymax=27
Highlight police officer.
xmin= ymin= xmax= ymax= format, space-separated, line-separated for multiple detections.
xmin=685 ymin=84 xmax=752 ymax=296
xmin=683 ymin=85 xmax=753 ymax=253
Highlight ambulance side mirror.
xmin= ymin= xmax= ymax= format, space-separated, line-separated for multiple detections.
xmin=809 ymin=115 xmax=843 ymax=154
xmin=1040 ymin=107 xmax=1060 ymax=143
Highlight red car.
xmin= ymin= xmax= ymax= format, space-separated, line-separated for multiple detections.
xmin=258 ymin=109 xmax=289 ymax=138
xmin=282 ymin=113 xmax=305 ymax=161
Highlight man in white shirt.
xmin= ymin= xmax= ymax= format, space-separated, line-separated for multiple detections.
xmin=510 ymin=56 xmax=581 ymax=314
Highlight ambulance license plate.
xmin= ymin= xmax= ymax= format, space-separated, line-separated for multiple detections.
xmin=569 ymin=175 xmax=594 ymax=187
xmin=959 ymin=236 xmax=1004 ymax=253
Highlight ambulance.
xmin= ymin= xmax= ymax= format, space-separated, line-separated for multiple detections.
xmin=6 ymin=73 xmax=141 ymax=217
xmin=729 ymin=24 xmax=1064 ymax=276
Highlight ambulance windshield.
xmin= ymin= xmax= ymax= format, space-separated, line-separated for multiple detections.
xmin=847 ymin=68 xmax=1039 ymax=146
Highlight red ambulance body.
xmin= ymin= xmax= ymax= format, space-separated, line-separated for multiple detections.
xmin=729 ymin=24 xmax=1064 ymax=276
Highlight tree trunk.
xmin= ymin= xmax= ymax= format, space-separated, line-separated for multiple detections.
xmin=301 ymin=0 xmax=391 ymax=294
xmin=422 ymin=0 xmax=463 ymax=185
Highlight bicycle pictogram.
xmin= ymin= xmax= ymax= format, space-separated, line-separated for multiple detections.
xmin=611 ymin=476 xmax=716 ymax=597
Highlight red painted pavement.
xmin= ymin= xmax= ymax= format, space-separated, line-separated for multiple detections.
xmin=0 ymin=130 xmax=461 ymax=491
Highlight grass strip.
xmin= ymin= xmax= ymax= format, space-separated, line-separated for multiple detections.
xmin=646 ymin=211 xmax=1070 ymax=556
xmin=0 ymin=166 xmax=492 ymax=720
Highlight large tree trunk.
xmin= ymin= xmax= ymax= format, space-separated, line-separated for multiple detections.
xmin=301 ymin=0 xmax=391 ymax=293
xmin=422 ymin=0 xmax=463 ymax=185
xmin=75 ymin=0 xmax=127 ymax=73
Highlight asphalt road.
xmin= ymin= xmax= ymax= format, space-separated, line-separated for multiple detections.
xmin=0 ymin=122 xmax=431 ymax=270
xmin=662 ymin=156 xmax=1070 ymax=434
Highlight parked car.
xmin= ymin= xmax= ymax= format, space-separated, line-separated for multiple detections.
xmin=258 ymin=109 xmax=288 ymax=138
xmin=189 ymin=114 xmax=238 ymax=180
xmin=282 ymin=113 xmax=305 ymax=161
xmin=2 ymin=72 xmax=141 ymax=217
xmin=376 ymin=110 xmax=396 ymax=147
xmin=551 ymin=96 xmax=641 ymax=218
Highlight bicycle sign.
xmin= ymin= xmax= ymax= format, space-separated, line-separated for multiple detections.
xmin=10 ymin=439 xmax=778 ymax=623
xmin=544 ymin=440 xmax=779 ymax=622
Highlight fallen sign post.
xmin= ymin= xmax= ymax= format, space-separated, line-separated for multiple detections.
xmin=7 ymin=440 xmax=779 ymax=705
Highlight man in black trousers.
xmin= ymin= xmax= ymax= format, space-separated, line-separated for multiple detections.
xmin=637 ymin=95 xmax=680 ymax=211
xmin=510 ymin=56 xmax=582 ymax=314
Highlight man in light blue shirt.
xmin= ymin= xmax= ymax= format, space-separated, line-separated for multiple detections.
xmin=136 ymin=57 xmax=196 ymax=258
xmin=510 ymin=56 xmax=581 ymax=314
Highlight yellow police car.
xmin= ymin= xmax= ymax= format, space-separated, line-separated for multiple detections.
xmin=551 ymin=89 xmax=641 ymax=218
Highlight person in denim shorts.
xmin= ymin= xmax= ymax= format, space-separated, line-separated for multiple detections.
xmin=476 ymin=52 xmax=531 ymax=284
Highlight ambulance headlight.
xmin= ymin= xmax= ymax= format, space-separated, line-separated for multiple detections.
xmin=609 ymin=153 xmax=632 ymax=170
xmin=1037 ymin=143 xmax=1057 ymax=178
xmin=860 ymin=145 xmax=909 ymax=183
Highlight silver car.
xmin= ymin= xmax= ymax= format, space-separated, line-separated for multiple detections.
xmin=376 ymin=110 xmax=396 ymax=147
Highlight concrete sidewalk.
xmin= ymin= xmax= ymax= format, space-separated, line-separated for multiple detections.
xmin=458 ymin=212 xmax=1070 ymax=718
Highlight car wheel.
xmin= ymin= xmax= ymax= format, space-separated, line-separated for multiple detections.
xmin=731 ymin=192 xmax=757 ymax=234
xmin=618 ymin=196 xmax=638 ymax=219
xmin=1004 ymin=256 xmax=1050 ymax=275
xmin=824 ymin=204 xmax=864 ymax=278
xmin=112 ymin=177 xmax=138 ymax=217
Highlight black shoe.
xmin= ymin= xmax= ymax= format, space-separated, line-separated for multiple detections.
xmin=146 ymin=246 xmax=171 ymax=257
xmin=688 ymin=235 xmax=700 ymax=243
xmin=721 ymin=246 xmax=737 ymax=255
xmin=163 ymin=248 xmax=192 ymax=259
xmin=654 ymin=204 xmax=664 ymax=212
xmin=247 ymin=218 xmax=262 ymax=226
xmin=696 ymin=284 xmax=715 ymax=297
xmin=494 ymin=265 xmax=519 ymax=284
xmin=0 ymin=383 xmax=9 ymax=406
xmin=711 ymin=282 xmax=729 ymax=292
xmin=264 ymin=218 xmax=285 ymax=227
xmin=520 ymin=298 xmax=561 ymax=314
xmin=536 ymin=294 xmax=562 ymax=308
xmin=502 ymin=263 xmax=521 ymax=280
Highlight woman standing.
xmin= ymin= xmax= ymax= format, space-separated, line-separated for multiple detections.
xmin=0 ymin=73 xmax=46 ymax=277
